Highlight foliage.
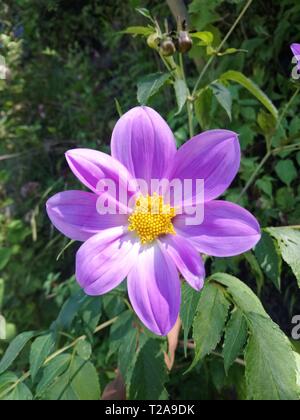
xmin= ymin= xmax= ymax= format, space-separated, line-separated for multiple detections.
xmin=0 ymin=0 xmax=300 ymax=400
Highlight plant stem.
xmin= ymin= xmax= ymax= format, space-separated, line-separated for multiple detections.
xmin=237 ymin=151 xmax=271 ymax=201
xmin=192 ymin=0 xmax=254 ymax=95
xmin=179 ymin=53 xmax=194 ymax=138
xmin=0 ymin=316 xmax=118 ymax=400
xmin=277 ymin=87 xmax=300 ymax=128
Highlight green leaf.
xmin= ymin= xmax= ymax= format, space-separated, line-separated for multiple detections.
xmin=75 ymin=340 xmax=92 ymax=361
xmin=190 ymin=31 xmax=214 ymax=45
xmin=0 ymin=315 xmax=6 ymax=340
xmin=174 ymin=79 xmax=188 ymax=115
xmin=257 ymin=110 xmax=276 ymax=137
xmin=135 ymin=7 xmax=153 ymax=21
xmin=53 ymin=291 xmax=88 ymax=331
xmin=36 ymin=354 xmax=72 ymax=397
xmin=211 ymin=82 xmax=232 ymax=120
xmin=180 ymin=283 xmax=201 ymax=356
xmin=220 ymin=70 xmax=278 ymax=120
xmin=222 ymin=309 xmax=248 ymax=374
xmin=267 ymin=228 xmax=300 ymax=287
xmin=30 ymin=334 xmax=56 ymax=380
xmin=210 ymin=273 xmax=266 ymax=316
xmin=255 ymin=232 xmax=282 ymax=290
xmin=0 ymin=248 xmax=12 ymax=271
xmin=194 ymin=87 xmax=213 ymax=129
xmin=0 ymin=331 xmax=36 ymax=374
xmin=243 ymin=252 xmax=264 ymax=295
xmin=217 ymin=47 xmax=247 ymax=56
xmin=275 ymin=159 xmax=297 ymax=186
xmin=0 ymin=278 xmax=4 ymax=310
xmin=245 ymin=313 xmax=299 ymax=400
xmin=45 ymin=357 xmax=100 ymax=400
xmin=109 ymin=310 xmax=135 ymax=357
xmin=192 ymin=282 xmax=230 ymax=366
xmin=122 ymin=26 xmax=154 ymax=37
xmin=137 ymin=73 xmax=171 ymax=105
xmin=2 ymin=381 xmax=33 ymax=400
xmin=129 ymin=339 xmax=168 ymax=400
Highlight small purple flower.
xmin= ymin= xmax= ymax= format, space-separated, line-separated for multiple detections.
xmin=291 ymin=43 xmax=300 ymax=70
xmin=46 ymin=106 xmax=261 ymax=336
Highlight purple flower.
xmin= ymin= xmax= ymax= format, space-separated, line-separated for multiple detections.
xmin=46 ymin=106 xmax=261 ymax=336
xmin=291 ymin=43 xmax=300 ymax=70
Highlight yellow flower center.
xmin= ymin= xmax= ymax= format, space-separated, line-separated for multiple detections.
xmin=128 ymin=194 xmax=176 ymax=244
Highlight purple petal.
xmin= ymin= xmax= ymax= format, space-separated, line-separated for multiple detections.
xmin=127 ymin=244 xmax=180 ymax=336
xmin=291 ymin=43 xmax=300 ymax=70
xmin=169 ymin=130 xmax=240 ymax=203
xmin=160 ymin=235 xmax=205 ymax=291
xmin=65 ymin=149 xmax=137 ymax=203
xmin=76 ymin=227 xmax=140 ymax=295
xmin=111 ymin=107 xmax=177 ymax=185
xmin=46 ymin=190 xmax=128 ymax=241
xmin=174 ymin=200 xmax=261 ymax=257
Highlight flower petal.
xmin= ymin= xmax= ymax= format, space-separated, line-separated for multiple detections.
xmin=127 ymin=244 xmax=180 ymax=336
xmin=65 ymin=148 xmax=137 ymax=203
xmin=160 ymin=235 xmax=205 ymax=291
xmin=291 ymin=43 xmax=300 ymax=70
xmin=46 ymin=190 xmax=128 ymax=241
xmin=111 ymin=106 xmax=177 ymax=185
xmin=174 ymin=200 xmax=261 ymax=257
xmin=169 ymin=130 xmax=240 ymax=203
xmin=76 ymin=227 xmax=140 ymax=295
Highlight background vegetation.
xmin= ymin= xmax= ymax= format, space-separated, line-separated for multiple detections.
xmin=0 ymin=0 xmax=299 ymax=400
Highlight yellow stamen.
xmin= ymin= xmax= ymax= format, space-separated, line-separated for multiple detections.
xmin=128 ymin=193 xmax=176 ymax=244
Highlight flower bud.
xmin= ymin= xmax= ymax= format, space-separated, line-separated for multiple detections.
xmin=177 ymin=31 xmax=193 ymax=54
xmin=147 ymin=33 xmax=160 ymax=50
xmin=160 ymin=37 xmax=176 ymax=57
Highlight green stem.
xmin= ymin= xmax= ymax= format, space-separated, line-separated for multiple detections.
xmin=179 ymin=53 xmax=194 ymax=138
xmin=277 ymin=87 xmax=300 ymax=128
xmin=237 ymin=152 xmax=271 ymax=202
xmin=192 ymin=0 xmax=254 ymax=95
xmin=0 ymin=316 xmax=118 ymax=400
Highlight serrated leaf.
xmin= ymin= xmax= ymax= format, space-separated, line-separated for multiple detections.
xmin=137 ymin=73 xmax=171 ymax=105
xmin=108 ymin=310 xmax=135 ymax=357
xmin=53 ymin=290 xmax=88 ymax=331
xmin=129 ymin=339 xmax=168 ymax=400
xmin=36 ymin=354 xmax=71 ymax=397
xmin=255 ymin=231 xmax=282 ymax=290
xmin=243 ymin=252 xmax=264 ymax=295
xmin=245 ymin=313 xmax=299 ymax=400
xmin=30 ymin=333 xmax=56 ymax=380
xmin=220 ymin=70 xmax=278 ymax=120
xmin=192 ymin=283 xmax=230 ymax=367
xmin=210 ymin=273 xmax=266 ymax=316
xmin=180 ymin=283 xmax=201 ymax=356
xmin=211 ymin=82 xmax=232 ymax=120
xmin=0 ymin=331 xmax=36 ymax=374
xmin=174 ymin=79 xmax=188 ymax=115
xmin=267 ymin=228 xmax=300 ymax=287
xmin=223 ymin=309 xmax=248 ymax=374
